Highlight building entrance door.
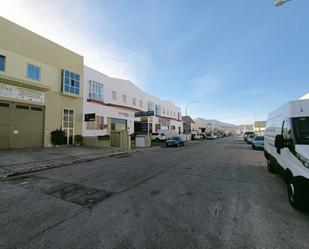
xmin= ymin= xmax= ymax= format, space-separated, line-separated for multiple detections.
xmin=110 ymin=131 xmax=121 ymax=147
xmin=62 ymin=108 xmax=75 ymax=145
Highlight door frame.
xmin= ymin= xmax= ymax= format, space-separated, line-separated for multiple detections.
xmin=62 ymin=108 xmax=75 ymax=145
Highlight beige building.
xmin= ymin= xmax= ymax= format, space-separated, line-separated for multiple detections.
xmin=0 ymin=17 xmax=84 ymax=148
xmin=253 ymin=121 xmax=267 ymax=136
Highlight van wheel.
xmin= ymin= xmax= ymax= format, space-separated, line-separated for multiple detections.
xmin=287 ymin=175 xmax=303 ymax=210
xmin=267 ymin=157 xmax=276 ymax=174
xmin=155 ymin=138 xmax=160 ymax=142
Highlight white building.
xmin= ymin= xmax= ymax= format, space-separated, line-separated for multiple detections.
xmin=83 ymin=66 xmax=182 ymax=144
xmin=300 ymin=93 xmax=309 ymax=100
xmin=253 ymin=121 xmax=267 ymax=136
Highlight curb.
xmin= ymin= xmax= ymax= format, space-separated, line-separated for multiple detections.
xmin=0 ymin=150 xmax=135 ymax=180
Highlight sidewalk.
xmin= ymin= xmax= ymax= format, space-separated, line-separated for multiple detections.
xmin=0 ymin=146 xmax=133 ymax=179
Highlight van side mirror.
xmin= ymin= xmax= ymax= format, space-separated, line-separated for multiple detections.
xmin=275 ymin=135 xmax=285 ymax=149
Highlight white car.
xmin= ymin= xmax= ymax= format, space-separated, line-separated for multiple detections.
xmin=151 ymin=133 xmax=166 ymax=142
xmin=264 ymin=96 xmax=309 ymax=210
xmin=194 ymin=134 xmax=203 ymax=141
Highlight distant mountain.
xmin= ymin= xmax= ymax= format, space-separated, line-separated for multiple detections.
xmin=194 ymin=118 xmax=236 ymax=129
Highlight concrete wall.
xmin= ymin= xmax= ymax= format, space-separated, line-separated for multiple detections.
xmin=82 ymin=136 xmax=111 ymax=147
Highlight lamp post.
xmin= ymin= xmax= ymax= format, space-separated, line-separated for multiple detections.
xmin=275 ymin=0 xmax=292 ymax=7
xmin=185 ymin=101 xmax=197 ymax=116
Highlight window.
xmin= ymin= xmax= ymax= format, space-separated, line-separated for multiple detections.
xmin=122 ymin=94 xmax=127 ymax=103
xmin=139 ymin=100 xmax=143 ymax=108
xmin=62 ymin=70 xmax=80 ymax=95
xmin=178 ymin=112 xmax=181 ymax=120
xmin=282 ymin=120 xmax=292 ymax=140
xmin=27 ymin=64 xmax=41 ymax=81
xmin=16 ymin=105 xmax=29 ymax=110
xmin=63 ymin=109 xmax=75 ymax=145
xmin=155 ymin=105 xmax=162 ymax=116
xmin=148 ymin=101 xmax=155 ymax=111
xmin=0 ymin=102 xmax=9 ymax=108
xmin=111 ymin=118 xmax=127 ymax=131
xmin=87 ymin=116 xmax=104 ymax=130
xmin=112 ymin=91 xmax=117 ymax=101
xmin=163 ymin=109 xmax=166 ymax=114
xmin=88 ymin=81 xmax=103 ymax=101
xmin=292 ymin=117 xmax=309 ymax=145
xmin=132 ymin=98 xmax=136 ymax=106
xmin=31 ymin=107 xmax=43 ymax=111
xmin=167 ymin=109 xmax=169 ymax=115
xmin=0 ymin=55 xmax=5 ymax=71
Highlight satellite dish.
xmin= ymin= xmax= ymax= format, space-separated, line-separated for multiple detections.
xmin=275 ymin=0 xmax=291 ymax=7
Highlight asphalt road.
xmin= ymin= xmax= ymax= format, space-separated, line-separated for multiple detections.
xmin=1 ymin=136 xmax=309 ymax=249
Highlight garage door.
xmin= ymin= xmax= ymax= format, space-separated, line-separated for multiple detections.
xmin=0 ymin=102 xmax=11 ymax=148
xmin=0 ymin=101 xmax=44 ymax=149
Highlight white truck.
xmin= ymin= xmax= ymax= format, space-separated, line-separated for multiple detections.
xmin=264 ymin=96 xmax=309 ymax=210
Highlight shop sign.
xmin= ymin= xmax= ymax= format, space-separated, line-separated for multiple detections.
xmin=135 ymin=110 xmax=154 ymax=117
xmin=119 ymin=112 xmax=130 ymax=117
xmin=85 ymin=113 xmax=96 ymax=121
xmin=0 ymin=82 xmax=45 ymax=103
xmin=134 ymin=121 xmax=148 ymax=134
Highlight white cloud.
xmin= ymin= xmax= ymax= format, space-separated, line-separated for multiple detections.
xmin=0 ymin=0 xmax=152 ymax=89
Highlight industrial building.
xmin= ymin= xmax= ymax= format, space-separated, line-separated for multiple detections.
xmin=0 ymin=17 xmax=84 ymax=148
xmin=82 ymin=66 xmax=183 ymax=147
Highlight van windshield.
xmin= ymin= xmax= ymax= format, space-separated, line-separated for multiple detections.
xmin=293 ymin=117 xmax=309 ymax=145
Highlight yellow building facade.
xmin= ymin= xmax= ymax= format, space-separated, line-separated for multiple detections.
xmin=0 ymin=17 xmax=83 ymax=148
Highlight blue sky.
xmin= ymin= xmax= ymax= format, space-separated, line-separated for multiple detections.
xmin=1 ymin=0 xmax=309 ymax=124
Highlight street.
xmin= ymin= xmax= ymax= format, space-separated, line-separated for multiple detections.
xmin=1 ymin=137 xmax=309 ymax=249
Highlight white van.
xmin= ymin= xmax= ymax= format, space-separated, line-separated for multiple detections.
xmin=264 ymin=97 xmax=309 ymax=209
xmin=156 ymin=129 xmax=178 ymax=139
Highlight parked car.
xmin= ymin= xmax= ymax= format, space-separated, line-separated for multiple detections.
xmin=165 ymin=136 xmax=185 ymax=147
xmin=217 ymin=133 xmax=224 ymax=138
xmin=205 ymin=133 xmax=215 ymax=140
xmin=194 ymin=134 xmax=203 ymax=141
xmin=244 ymin=131 xmax=254 ymax=142
xmin=264 ymin=97 xmax=309 ymax=210
xmin=252 ymin=136 xmax=264 ymax=150
xmin=151 ymin=133 xmax=166 ymax=142
xmin=246 ymin=134 xmax=255 ymax=144
xmin=200 ymin=133 xmax=207 ymax=139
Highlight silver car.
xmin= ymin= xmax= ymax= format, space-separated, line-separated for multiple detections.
xmin=252 ymin=136 xmax=264 ymax=150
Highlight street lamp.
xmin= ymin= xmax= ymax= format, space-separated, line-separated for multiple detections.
xmin=185 ymin=101 xmax=197 ymax=116
xmin=275 ymin=0 xmax=292 ymax=7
